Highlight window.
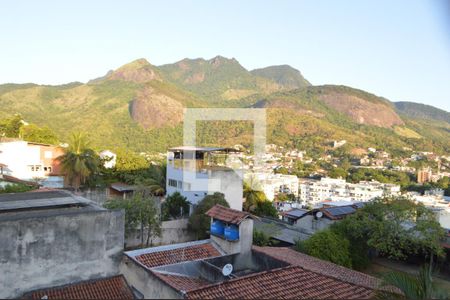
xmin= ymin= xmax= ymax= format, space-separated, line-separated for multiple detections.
xmin=168 ymin=179 xmax=177 ymax=187
xmin=177 ymin=180 xmax=183 ymax=189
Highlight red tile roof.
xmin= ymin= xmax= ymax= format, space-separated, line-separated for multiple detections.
xmin=206 ymin=205 xmax=256 ymax=225
xmin=186 ymin=266 xmax=374 ymax=299
xmin=253 ymin=246 xmax=381 ymax=290
xmin=153 ymin=273 xmax=210 ymax=292
xmin=135 ymin=243 xmax=221 ymax=268
xmin=23 ymin=275 xmax=134 ymax=300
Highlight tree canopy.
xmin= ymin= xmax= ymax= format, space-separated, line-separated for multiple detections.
xmin=162 ymin=192 xmax=190 ymax=221
xmin=188 ymin=192 xmax=229 ymax=239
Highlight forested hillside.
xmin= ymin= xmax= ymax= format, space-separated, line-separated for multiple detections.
xmin=0 ymin=56 xmax=449 ymax=155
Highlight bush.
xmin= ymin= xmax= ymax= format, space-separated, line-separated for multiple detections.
xmin=253 ymin=230 xmax=272 ymax=246
xmin=162 ymin=192 xmax=190 ymax=221
xmin=0 ymin=183 xmax=36 ymax=194
xmin=188 ymin=192 xmax=229 ymax=239
xmin=296 ymin=229 xmax=352 ymax=268
xmin=254 ymin=200 xmax=278 ymax=218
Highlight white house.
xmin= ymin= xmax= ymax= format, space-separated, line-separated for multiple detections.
xmin=0 ymin=140 xmax=65 ymax=187
xmin=166 ymin=146 xmax=243 ymax=211
xmin=99 ymin=150 xmax=117 ymax=169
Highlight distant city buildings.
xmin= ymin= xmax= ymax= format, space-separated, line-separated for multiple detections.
xmin=299 ymin=177 xmax=400 ymax=206
xmin=244 ymin=171 xmax=299 ymax=201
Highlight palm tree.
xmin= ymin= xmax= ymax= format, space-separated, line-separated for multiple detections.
xmin=378 ymin=264 xmax=448 ymax=300
xmin=243 ymin=175 xmax=267 ymax=212
xmin=145 ymin=163 xmax=167 ymax=197
xmin=57 ymin=132 xmax=99 ymax=191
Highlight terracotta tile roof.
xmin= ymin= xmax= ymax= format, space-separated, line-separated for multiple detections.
xmin=23 ymin=275 xmax=134 ymax=299
xmin=206 ymin=204 xmax=256 ymax=225
xmin=135 ymin=243 xmax=221 ymax=268
xmin=153 ymin=273 xmax=210 ymax=292
xmin=186 ymin=266 xmax=374 ymax=299
xmin=1 ymin=174 xmax=39 ymax=186
xmin=253 ymin=246 xmax=381 ymax=290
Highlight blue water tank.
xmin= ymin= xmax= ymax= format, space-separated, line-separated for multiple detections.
xmin=224 ymin=225 xmax=239 ymax=241
xmin=211 ymin=220 xmax=225 ymax=236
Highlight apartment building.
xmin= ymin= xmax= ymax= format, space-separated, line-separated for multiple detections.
xmin=299 ymin=177 xmax=400 ymax=205
xmin=244 ymin=172 xmax=299 ymax=201
xmin=166 ymin=146 xmax=243 ymax=211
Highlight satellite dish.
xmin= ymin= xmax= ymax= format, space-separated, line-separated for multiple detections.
xmin=315 ymin=211 xmax=323 ymax=219
xmin=222 ymin=263 xmax=233 ymax=276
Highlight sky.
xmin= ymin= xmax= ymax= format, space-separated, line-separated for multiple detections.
xmin=1 ymin=0 xmax=449 ymax=111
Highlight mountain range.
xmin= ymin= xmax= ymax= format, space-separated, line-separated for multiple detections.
xmin=0 ymin=56 xmax=449 ymax=155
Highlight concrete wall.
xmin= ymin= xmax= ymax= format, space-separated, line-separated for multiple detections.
xmin=120 ymin=256 xmax=182 ymax=299
xmin=0 ymin=210 xmax=125 ymax=298
xmin=293 ymin=215 xmax=334 ymax=234
xmin=125 ymin=218 xmax=195 ymax=248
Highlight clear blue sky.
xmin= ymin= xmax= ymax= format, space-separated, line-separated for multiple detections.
xmin=1 ymin=0 xmax=449 ymax=111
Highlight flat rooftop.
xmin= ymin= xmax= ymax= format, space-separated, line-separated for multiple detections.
xmin=0 ymin=190 xmax=102 ymax=220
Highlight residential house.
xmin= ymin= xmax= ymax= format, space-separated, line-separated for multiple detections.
xmin=120 ymin=204 xmax=388 ymax=299
xmin=0 ymin=140 xmax=65 ymax=188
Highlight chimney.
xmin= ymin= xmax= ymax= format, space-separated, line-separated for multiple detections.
xmin=205 ymin=205 xmax=255 ymax=255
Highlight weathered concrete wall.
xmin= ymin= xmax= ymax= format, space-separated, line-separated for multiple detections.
xmin=125 ymin=218 xmax=195 ymax=248
xmin=293 ymin=215 xmax=334 ymax=234
xmin=0 ymin=210 xmax=124 ymax=298
xmin=120 ymin=255 xmax=182 ymax=299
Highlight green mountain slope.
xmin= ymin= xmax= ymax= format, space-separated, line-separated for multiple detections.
xmin=158 ymin=56 xmax=284 ymax=102
xmin=394 ymin=101 xmax=450 ymax=124
xmin=250 ymin=65 xmax=310 ymax=89
xmin=0 ymin=57 xmax=449 ymax=155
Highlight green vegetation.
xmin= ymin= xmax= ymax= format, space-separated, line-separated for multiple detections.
xmin=57 ymin=132 xmax=100 ymax=191
xmin=294 ymin=229 xmax=352 ymax=268
xmin=378 ymin=265 xmax=448 ymax=300
xmin=188 ymin=192 xmax=229 ymax=239
xmin=395 ymin=101 xmax=450 ymax=124
xmin=243 ymin=178 xmax=278 ymax=218
xmin=347 ymin=168 xmax=413 ymax=188
xmin=0 ymin=183 xmax=36 ymax=194
xmin=1 ymin=58 xmax=449 ymax=155
xmin=104 ymin=190 xmax=161 ymax=247
xmin=296 ymin=197 xmax=445 ymax=271
xmin=162 ymin=192 xmax=190 ymax=221
xmin=253 ymin=229 xmax=276 ymax=247
xmin=0 ymin=115 xmax=58 ymax=144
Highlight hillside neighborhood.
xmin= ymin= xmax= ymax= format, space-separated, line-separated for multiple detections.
xmin=1 ymin=1 xmax=450 ymax=298
xmin=1 ymin=133 xmax=450 ymax=298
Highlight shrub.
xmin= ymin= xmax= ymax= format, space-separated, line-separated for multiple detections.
xmin=162 ymin=192 xmax=190 ymax=221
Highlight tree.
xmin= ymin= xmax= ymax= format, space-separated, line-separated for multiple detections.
xmin=378 ymin=265 xmax=448 ymax=300
xmin=295 ymin=229 xmax=352 ymax=268
xmin=19 ymin=124 xmax=58 ymax=144
xmin=332 ymin=196 xmax=445 ymax=265
xmin=0 ymin=114 xmax=23 ymax=138
xmin=145 ymin=163 xmax=167 ymax=196
xmin=57 ymin=132 xmax=100 ymax=191
xmin=243 ymin=175 xmax=267 ymax=212
xmin=105 ymin=190 xmax=161 ymax=247
xmin=254 ymin=200 xmax=278 ymax=218
xmin=188 ymin=192 xmax=229 ymax=239
xmin=162 ymin=192 xmax=190 ymax=221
